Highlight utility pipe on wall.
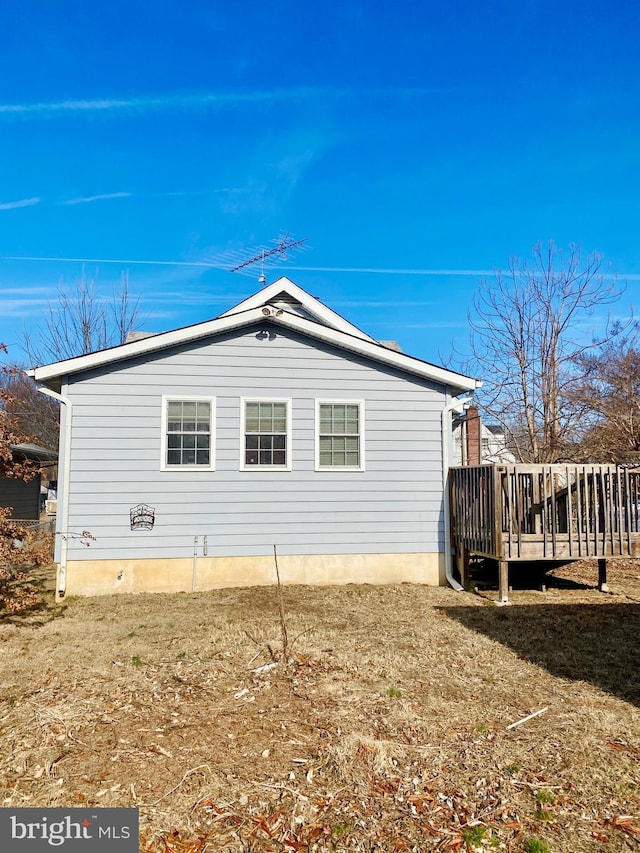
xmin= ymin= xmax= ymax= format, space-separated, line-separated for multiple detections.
xmin=192 ymin=536 xmax=199 ymax=592
xmin=442 ymin=395 xmax=472 ymax=592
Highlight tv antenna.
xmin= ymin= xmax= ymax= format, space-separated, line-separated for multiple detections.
xmin=228 ymin=234 xmax=309 ymax=283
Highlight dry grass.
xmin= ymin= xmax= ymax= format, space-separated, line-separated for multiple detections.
xmin=0 ymin=560 xmax=638 ymax=852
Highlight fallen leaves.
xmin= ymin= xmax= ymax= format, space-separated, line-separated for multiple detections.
xmin=600 ymin=814 xmax=639 ymax=838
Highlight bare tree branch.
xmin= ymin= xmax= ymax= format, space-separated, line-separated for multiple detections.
xmin=22 ymin=269 xmax=141 ymax=367
xmin=466 ymin=241 xmax=635 ymax=462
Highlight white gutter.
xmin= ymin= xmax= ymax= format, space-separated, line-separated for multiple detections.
xmin=442 ymin=395 xmax=472 ymax=591
xmin=36 ymin=385 xmax=72 ymax=599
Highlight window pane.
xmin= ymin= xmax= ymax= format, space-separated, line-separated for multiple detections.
xmin=196 ymin=401 xmax=210 ymax=417
xmin=319 ymin=403 xmax=360 ymax=436
xmin=244 ymin=401 xmax=288 ymax=466
xmin=319 ymin=404 xmax=361 ymax=467
xmin=166 ymin=400 xmax=212 ymax=466
xmin=345 ymin=408 xmax=359 ymax=433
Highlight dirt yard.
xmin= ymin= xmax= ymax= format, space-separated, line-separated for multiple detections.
xmin=1 ymin=560 xmax=638 ymax=852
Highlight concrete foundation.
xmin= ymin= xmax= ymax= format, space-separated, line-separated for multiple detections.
xmin=57 ymin=551 xmax=446 ymax=599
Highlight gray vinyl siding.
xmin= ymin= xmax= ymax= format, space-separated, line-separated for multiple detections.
xmin=62 ymin=325 xmax=449 ymax=561
xmin=0 ymin=473 xmax=40 ymax=520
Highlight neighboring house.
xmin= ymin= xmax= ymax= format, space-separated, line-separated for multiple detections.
xmin=0 ymin=443 xmax=58 ymax=520
xmin=452 ymin=407 xmax=516 ymax=466
xmin=29 ymin=278 xmax=480 ymax=599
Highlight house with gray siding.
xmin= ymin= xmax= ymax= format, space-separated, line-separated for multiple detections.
xmin=29 ymin=278 xmax=480 ymax=599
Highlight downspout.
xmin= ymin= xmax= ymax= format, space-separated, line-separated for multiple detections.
xmin=36 ymin=385 xmax=72 ymax=599
xmin=442 ymin=395 xmax=472 ymax=591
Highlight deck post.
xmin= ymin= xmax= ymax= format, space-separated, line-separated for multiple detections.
xmin=498 ymin=560 xmax=510 ymax=604
xmin=456 ymin=544 xmax=471 ymax=590
xmin=598 ymin=558 xmax=609 ymax=593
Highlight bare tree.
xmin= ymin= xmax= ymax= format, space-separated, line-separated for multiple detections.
xmin=468 ymin=242 xmax=634 ymax=463
xmin=23 ymin=269 xmax=140 ymax=366
xmin=570 ymin=341 xmax=640 ymax=463
xmin=0 ymin=363 xmax=60 ymax=450
xmin=0 ymin=344 xmax=53 ymax=613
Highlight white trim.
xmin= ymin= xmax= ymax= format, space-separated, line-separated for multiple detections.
xmin=271 ymin=309 xmax=479 ymax=390
xmin=240 ymin=397 xmax=292 ymax=472
xmin=315 ymin=399 xmax=366 ymax=472
xmin=160 ymin=395 xmax=215 ymax=471
xmin=442 ymin=395 xmax=473 ymax=592
xmin=220 ymin=276 xmax=376 ymax=342
xmin=29 ymin=283 xmax=480 ymax=394
xmin=35 ymin=383 xmax=71 ymax=597
xmin=29 ymin=307 xmax=267 ymax=384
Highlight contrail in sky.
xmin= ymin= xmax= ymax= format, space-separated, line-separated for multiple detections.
xmin=0 ymin=87 xmax=441 ymax=118
xmin=1 ymin=255 xmax=214 ymax=267
xmin=0 ymin=256 xmax=493 ymax=275
xmin=61 ymin=192 xmax=132 ymax=205
xmin=0 ymin=197 xmax=40 ymax=210
xmin=286 ymin=266 xmax=496 ymax=276
xmin=2 ymin=256 xmax=639 ymax=279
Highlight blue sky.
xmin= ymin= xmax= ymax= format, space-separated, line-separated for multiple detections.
xmin=1 ymin=0 xmax=639 ymax=368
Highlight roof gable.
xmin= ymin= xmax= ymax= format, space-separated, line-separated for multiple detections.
xmin=221 ymin=277 xmax=376 ymax=342
xmin=29 ymin=279 xmax=480 ymax=394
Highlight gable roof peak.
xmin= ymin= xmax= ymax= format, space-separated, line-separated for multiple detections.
xmin=29 ymin=275 xmax=481 ymax=395
xmin=220 ymin=277 xmax=375 ymax=342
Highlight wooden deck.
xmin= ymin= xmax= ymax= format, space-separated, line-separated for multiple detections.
xmin=449 ymin=464 xmax=640 ymax=601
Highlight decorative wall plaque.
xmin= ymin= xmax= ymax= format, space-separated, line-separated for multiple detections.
xmin=130 ymin=504 xmax=155 ymax=530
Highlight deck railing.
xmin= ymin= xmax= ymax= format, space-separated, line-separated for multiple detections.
xmin=450 ymin=464 xmax=640 ymax=561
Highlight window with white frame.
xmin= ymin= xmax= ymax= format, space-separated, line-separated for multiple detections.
xmin=317 ymin=401 xmax=363 ymax=469
xmin=164 ymin=398 xmax=213 ymax=468
xmin=243 ymin=400 xmax=290 ymax=468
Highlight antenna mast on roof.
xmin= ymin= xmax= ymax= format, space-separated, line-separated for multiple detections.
xmin=229 ymin=233 xmax=309 ymax=283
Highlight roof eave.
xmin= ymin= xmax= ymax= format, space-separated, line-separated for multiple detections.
xmin=265 ymin=309 xmax=480 ymax=393
xmin=28 ymin=303 xmax=480 ymax=394
xmin=28 ymin=306 xmax=265 ymax=385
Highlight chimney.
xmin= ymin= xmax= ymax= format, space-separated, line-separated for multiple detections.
xmin=465 ymin=405 xmax=482 ymax=466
